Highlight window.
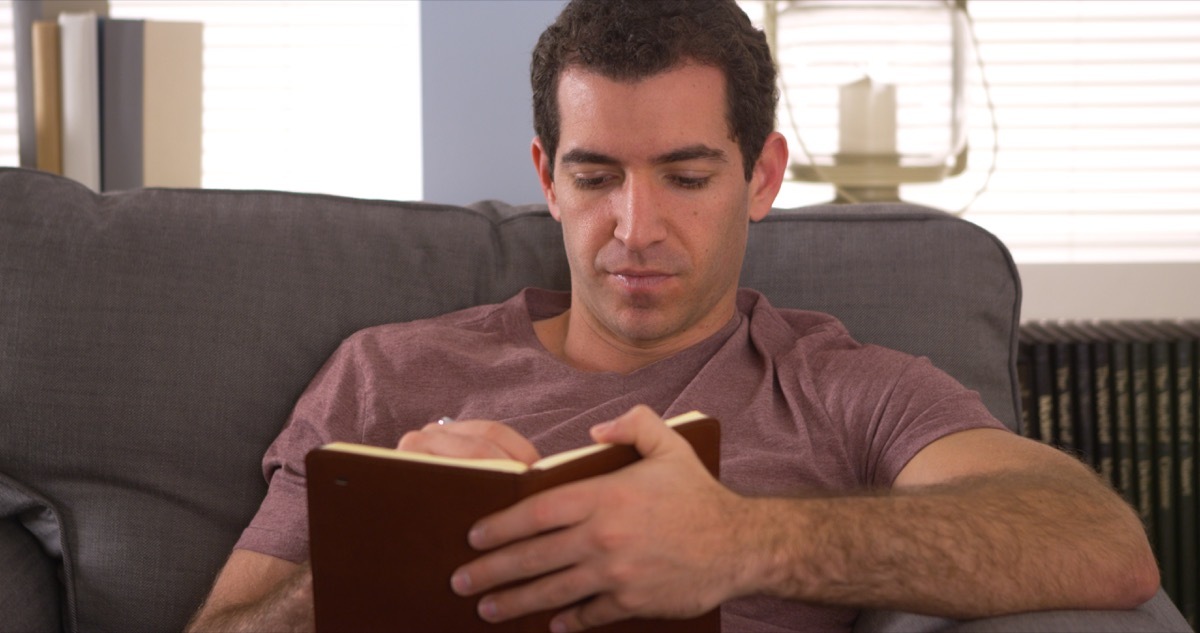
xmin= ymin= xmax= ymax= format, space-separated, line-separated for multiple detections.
xmin=1 ymin=0 xmax=422 ymax=200
xmin=745 ymin=0 xmax=1200 ymax=263
xmin=0 ymin=1 xmax=18 ymax=166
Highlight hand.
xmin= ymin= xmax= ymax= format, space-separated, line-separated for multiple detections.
xmin=450 ymin=406 xmax=750 ymax=632
xmin=396 ymin=418 xmax=541 ymax=465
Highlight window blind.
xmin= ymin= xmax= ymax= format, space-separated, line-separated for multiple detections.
xmin=747 ymin=0 xmax=1200 ymax=263
xmin=0 ymin=1 xmax=18 ymax=166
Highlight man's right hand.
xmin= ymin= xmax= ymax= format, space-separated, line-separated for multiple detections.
xmin=397 ymin=418 xmax=541 ymax=464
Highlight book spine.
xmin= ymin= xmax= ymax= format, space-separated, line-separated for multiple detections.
xmin=1071 ymin=328 xmax=1096 ymax=469
xmin=1026 ymin=325 xmax=1058 ymax=446
xmin=101 ymin=19 xmax=145 ymax=192
xmin=1052 ymin=336 xmax=1076 ymax=454
xmin=1126 ymin=331 xmax=1157 ymax=540
xmin=1147 ymin=332 xmax=1177 ymax=601
xmin=1169 ymin=320 xmax=1198 ymax=628
xmin=141 ymin=21 xmax=204 ymax=188
xmin=1109 ymin=333 xmax=1137 ymax=506
xmin=31 ymin=20 xmax=63 ymax=174
xmin=1017 ymin=333 xmax=1038 ymax=441
xmin=58 ymin=12 xmax=102 ymax=192
xmin=1089 ymin=331 xmax=1116 ymax=488
xmin=13 ymin=0 xmax=42 ymax=168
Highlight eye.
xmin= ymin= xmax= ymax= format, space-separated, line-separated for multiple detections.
xmin=571 ymin=172 xmax=616 ymax=191
xmin=669 ymin=174 xmax=711 ymax=190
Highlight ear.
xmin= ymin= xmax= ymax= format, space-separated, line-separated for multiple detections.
xmin=748 ymin=132 xmax=788 ymax=222
xmin=531 ymin=136 xmax=561 ymax=221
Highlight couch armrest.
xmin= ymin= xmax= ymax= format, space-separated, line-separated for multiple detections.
xmin=854 ymin=589 xmax=1191 ymax=633
xmin=0 ymin=516 xmax=61 ymax=632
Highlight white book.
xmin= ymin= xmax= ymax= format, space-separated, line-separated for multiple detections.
xmin=58 ymin=12 xmax=101 ymax=192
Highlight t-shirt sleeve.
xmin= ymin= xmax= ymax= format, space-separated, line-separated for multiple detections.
xmin=857 ymin=351 xmax=1008 ymax=488
xmin=233 ymin=335 xmax=368 ymax=563
xmin=805 ymin=337 xmax=1009 ymax=490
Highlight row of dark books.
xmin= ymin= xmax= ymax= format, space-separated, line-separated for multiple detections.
xmin=1017 ymin=320 xmax=1198 ymax=627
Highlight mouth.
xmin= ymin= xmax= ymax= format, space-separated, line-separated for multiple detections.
xmin=609 ymin=270 xmax=674 ymax=291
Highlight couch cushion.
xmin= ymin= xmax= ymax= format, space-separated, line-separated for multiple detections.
xmin=0 ymin=167 xmax=1019 ymax=631
xmin=0 ymin=474 xmax=69 ymax=632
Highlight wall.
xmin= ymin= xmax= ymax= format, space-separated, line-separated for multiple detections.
xmin=1018 ymin=263 xmax=1200 ymax=321
xmin=420 ymin=0 xmax=564 ymax=206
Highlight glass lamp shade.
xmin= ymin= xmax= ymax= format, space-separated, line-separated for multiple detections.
xmin=770 ymin=0 xmax=970 ymax=199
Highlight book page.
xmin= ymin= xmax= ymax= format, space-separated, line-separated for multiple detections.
xmin=319 ymin=410 xmax=711 ymax=474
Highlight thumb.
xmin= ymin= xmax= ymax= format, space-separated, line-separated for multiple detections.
xmin=590 ymin=405 xmax=678 ymax=459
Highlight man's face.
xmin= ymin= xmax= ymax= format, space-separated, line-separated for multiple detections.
xmin=534 ymin=64 xmax=776 ymax=353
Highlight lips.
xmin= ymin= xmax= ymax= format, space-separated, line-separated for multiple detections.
xmin=609 ymin=269 xmax=674 ymax=291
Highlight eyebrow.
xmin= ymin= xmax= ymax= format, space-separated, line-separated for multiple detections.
xmin=559 ymin=144 xmax=728 ymax=167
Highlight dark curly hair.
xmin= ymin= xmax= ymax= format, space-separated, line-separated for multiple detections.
xmin=531 ymin=0 xmax=778 ymax=181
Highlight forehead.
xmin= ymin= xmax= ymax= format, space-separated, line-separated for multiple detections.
xmin=554 ymin=64 xmax=733 ymax=160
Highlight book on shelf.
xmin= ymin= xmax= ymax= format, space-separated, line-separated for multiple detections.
xmin=1149 ymin=320 xmax=1198 ymax=626
xmin=1122 ymin=321 xmax=1178 ymax=601
xmin=1094 ymin=322 xmax=1155 ymax=536
xmin=57 ymin=12 xmax=101 ymax=192
xmin=31 ymin=20 xmax=63 ymax=175
xmin=101 ymin=19 xmax=203 ymax=191
xmin=306 ymin=411 xmax=722 ymax=633
xmin=1062 ymin=321 xmax=1110 ymax=481
xmin=1019 ymin=323 xmax=1057 ymax=447
xmin=1016 ymin=330 xmax=1038 ymax=441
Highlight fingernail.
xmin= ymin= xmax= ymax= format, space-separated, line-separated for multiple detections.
xmin=478 ymin=597 xmax=499 ymax=621
xmin=450 ymin=570 xmax=471 ymax=595
xmin=467 ymin=525 xmax=485 ymax=548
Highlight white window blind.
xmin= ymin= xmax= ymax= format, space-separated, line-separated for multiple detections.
xmin=746 ymin=0 xmax=1200 ymax=264
xmin=0 ymin=1 xmax=18 ymax=167
xmin=0 ymin=0 xmax=422 ymax=200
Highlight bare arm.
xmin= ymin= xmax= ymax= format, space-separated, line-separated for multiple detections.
xmin=453 ymin=408 xmax=1160 ymax=631
xmin=185 ymin=550 xmax=313 ymax=633
xmin=743 ymin=428 xmax=1159 ymax=618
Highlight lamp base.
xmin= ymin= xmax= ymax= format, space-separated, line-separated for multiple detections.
xmin=833 ymin=185 xmax=900 ymax=203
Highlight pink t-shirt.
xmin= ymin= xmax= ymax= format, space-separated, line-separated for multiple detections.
xmin=237 ymin=288 xmax=1004 ymax=632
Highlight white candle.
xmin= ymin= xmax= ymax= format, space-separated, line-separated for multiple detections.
xmin=838 ymin=76 xmax=897 ymax=156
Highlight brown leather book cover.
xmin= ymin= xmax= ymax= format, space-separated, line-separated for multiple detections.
xmin=307 ymin=411 xmax=721 ymax=632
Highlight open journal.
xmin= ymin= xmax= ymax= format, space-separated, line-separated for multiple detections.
xmin=306 ymin=411 xmax=721 ymax=632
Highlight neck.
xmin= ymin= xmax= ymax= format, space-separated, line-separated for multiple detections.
xmin=533 ymin=303 xmax=737 ymax=374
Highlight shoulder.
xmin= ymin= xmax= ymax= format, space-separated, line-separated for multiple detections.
xmin=739 ymin=288 xmax=914 ymax=373
xmin=344 ymin=291 xmax=537 ymax=353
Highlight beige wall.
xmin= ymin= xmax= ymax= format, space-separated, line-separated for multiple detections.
xmin=1018 ymin=263 xmax=1200 ymax=321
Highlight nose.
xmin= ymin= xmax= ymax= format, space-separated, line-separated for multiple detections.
xmin=612 ymin=175 xmax=667 ymax=252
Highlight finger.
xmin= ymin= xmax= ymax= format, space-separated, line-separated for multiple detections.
xmin=440 ymin=420 xmax=541 ymax=464
xmin=452 ymin=525 xmax=585 ymax=598
xmin=396 ymin=420 xmax=540 ymax=463
xmin=473 ymin=561 xmax=604 ymax=624
xmin=551 ymin=594 xmax=630 ymax=633
xmin=589 ymin=405 xmax=679 ymax=460
xmin=466 ymin=477 xmax=598 ymax=551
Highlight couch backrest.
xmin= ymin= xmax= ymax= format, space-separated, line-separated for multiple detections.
xmin=0 ymin=167 xmax=1020 ymax=631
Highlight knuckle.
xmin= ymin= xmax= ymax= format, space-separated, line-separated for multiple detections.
xmin=528 ymin=497 xmax=561 ymax=529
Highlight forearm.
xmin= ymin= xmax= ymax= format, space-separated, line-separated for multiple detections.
xmin=741 ymin=463 xmax=1158 ymax=618
xmin=185 ymin=561 xmax=314 ymax=633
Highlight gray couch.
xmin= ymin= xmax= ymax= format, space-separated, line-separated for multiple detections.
xmin=0 ymin=167 xmax=1189 ymax=632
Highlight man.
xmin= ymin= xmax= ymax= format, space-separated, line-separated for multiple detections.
xmin=187 ymin=1 xmax=1158 ymax=631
